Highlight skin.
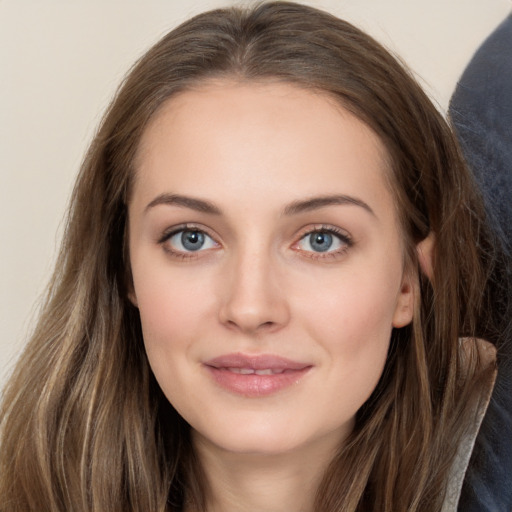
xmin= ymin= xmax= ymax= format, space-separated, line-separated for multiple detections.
xmin=128 ymin=81 xmax=415 ymax=512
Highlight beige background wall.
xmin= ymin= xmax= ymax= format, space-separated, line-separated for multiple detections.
xmin=1 ymin=0 xmax=510 ymax=387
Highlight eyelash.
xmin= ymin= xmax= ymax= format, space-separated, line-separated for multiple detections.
xmin=293 ymin=225 xmax=353 ymax=260
xmin=158 ymin=224 xmax=353 ymax=261
xmin=158 ymin=223 xmax=218 ymax=260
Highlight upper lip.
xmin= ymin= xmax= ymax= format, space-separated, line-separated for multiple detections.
xmin=204 ymin=353 xmax=311 ymax=371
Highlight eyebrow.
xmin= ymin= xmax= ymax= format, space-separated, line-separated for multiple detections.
xmin=145 ymin=193 xmax=375 ymax=217
xmin=283 ymin=195 xmax=375 ymax=217
xmin=145 ymin=193 xmax=222 ymax=215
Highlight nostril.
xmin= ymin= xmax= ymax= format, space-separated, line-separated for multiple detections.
xmin=218 ymin=273 xmax=290 ymax=333
xmin=224 ymin=319 xmax=276 ymax=332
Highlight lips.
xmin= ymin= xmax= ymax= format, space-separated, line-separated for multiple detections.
xmin=203 ymin=353 xmax=312 ymax=397
xmin=225 ymin=368 xmax=287 ymax=375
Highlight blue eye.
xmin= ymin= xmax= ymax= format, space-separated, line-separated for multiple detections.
xmin=308 ymin=232 xmax=333 ymax=252
xmin=297 ymin=230 xmax=349 ymax=254
xmin=166 ymin=229 xmax=217 ymax=253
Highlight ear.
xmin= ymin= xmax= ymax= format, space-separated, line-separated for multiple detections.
xmin=417 ymin=232 xmax=435 ymax=280
xmin=125 ymin=272 xmax=138 ymax=307
xmin=123 ymin=246 xmax=138 ymax=308
xmin=392 ymin=233 xmax=435 ymax=328
xmin=392 ymin=268 xmax=415 ymax=328
xmin=128 ymin=289 xmax=139 ymax=308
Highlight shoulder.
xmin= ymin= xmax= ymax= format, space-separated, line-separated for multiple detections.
xmin=442 ymin=338 xmax=497 ymax=511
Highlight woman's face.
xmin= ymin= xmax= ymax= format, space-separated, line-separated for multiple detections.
xmin=128 ymin=81 xmax=414 ymax=457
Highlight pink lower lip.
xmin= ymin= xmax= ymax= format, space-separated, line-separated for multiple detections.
xmin=204 ymin=366 xmax=311 ymax=397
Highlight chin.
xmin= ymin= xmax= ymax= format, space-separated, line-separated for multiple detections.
xmin=190 ymin=413 xmax=350 ymax=459
xmin=196 ymin=431 xmax=310 ymax=456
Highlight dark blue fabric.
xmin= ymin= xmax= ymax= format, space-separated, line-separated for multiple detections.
xmin=449 ymin=14 xmax=512 ymax=512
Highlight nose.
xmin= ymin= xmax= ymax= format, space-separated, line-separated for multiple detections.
xmin=218 ymin=247 xmax=290 ymax=335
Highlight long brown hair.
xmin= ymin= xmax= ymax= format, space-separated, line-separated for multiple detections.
xmin=0 ymin=2 xmax=503 ymax=511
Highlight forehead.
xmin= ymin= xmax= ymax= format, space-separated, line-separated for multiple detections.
xmin=131 ymin=80 xmax=395 ymax=219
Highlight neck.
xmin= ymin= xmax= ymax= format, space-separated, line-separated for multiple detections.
xmin=185 ymin=431 xmax=342 ymax=512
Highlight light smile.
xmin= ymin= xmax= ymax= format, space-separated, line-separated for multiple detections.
xmin=225 ymin=367 xmax=295 ymax=375
xmin=203 ymin=353 xmax=312 ymax=397
xmin=204 ymin=352 xmax=310 ymax=371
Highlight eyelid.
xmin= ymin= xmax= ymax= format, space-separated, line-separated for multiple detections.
xmin=157 ymin=222 xmax=352 ymax=260
xmin=292 ymin=224 xmax=353 ymax=258
xmin=158 ymin=223 xmax=220 ymax=258
xmin=158 ymin=222 xmax=215 ymax=242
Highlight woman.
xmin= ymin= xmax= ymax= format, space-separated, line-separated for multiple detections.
xmin=0 ymin=2 xmax=504 ymax=511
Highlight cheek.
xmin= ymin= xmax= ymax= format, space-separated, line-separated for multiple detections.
xmin=133 ymin=270 xmax=220 ymax=423
xmin=131 ymin=263 xmax=215 ymax=366
xmin=298 ymin=262 xmax=401 ymax=341
xmin=295 ymin=265 xmax=400 ymax=390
